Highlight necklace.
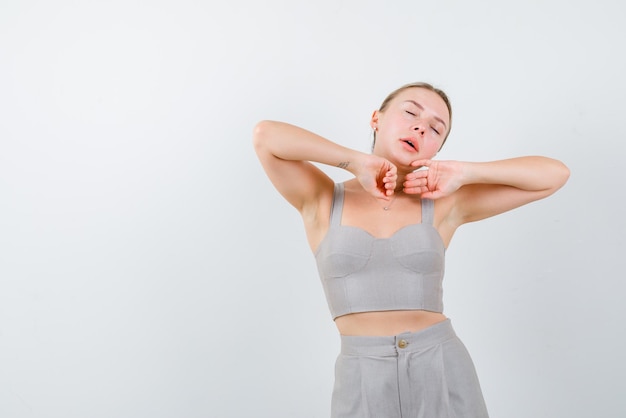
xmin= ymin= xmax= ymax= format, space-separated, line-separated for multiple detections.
xmin=382 ymin=193 xmax=400 ymax=210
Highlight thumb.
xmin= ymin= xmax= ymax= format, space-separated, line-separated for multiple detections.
xmin=410 ymin=159 xmax=432 ymax=169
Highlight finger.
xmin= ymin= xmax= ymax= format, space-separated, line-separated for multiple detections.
xmin=403 ymin=178 xmax=427 ymax=189
xmin=419 ymin=190 xmax=445 ymax=199
xmin=372 ymin=189 xmax=389 ymax=199
xmin=386 ymin=181 xmax=398 ymax=195
xmin=410 ymin=159 xmax=432 ymax=168
xmin=405 ymin=170 xmax=428 ymax=181
xmin=383 ymin=175 xmax=398 ymax=184
xmin=403 ymin=185 xmax=428 ymax=195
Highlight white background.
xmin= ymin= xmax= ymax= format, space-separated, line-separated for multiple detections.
xmin=1 ymin=1 xmax=625 ymax=417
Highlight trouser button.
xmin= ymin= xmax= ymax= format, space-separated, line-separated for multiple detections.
xmin=398 ymin=339 xmax=408 ymax=349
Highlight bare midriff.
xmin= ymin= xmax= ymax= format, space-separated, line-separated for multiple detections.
xmin=335 ymin=310 xmax=447 ymax=336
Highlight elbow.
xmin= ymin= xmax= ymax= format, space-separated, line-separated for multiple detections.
xmin=547 ymin=159 xmax=570 ymax=193
xmin=555 ymin=160 xmax=571 ymax=189
xmin=252 ymin=120 xmax=278 ymax=152
xmin=252 ymin=120 xmax=270 ymax=150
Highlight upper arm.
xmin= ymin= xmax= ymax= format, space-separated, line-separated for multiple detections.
xmin=451 ymin=183 xmax=560 ymax=226
xmin=446 ymin=157 xmax=570 ymax=226
xmin=252 ymin=121 xmax=334 ymax=213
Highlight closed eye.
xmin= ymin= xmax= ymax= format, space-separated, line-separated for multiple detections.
xmin=431 ymin=127 xmax=440 ymax=135
xmin=405 ymin=110 xmax=416 ymax=116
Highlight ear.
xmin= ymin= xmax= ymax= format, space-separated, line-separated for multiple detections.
xmin=370 ymin=110 xmax=379 ymax=130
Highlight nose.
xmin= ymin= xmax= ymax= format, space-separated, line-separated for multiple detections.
xmin=412 ymin=123 xmax=426 ymax=135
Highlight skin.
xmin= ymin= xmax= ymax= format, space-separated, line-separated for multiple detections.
xmin=253 ymin=87 xmax=570 ymax=336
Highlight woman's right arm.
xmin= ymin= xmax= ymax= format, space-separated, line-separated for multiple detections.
xmin=252 ymin=121 xmax=397 ymax=213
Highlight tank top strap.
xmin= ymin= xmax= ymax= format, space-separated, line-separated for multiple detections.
xmin=329 ymin=183 xmax=345 ymax=226
xmin=420 ymin=198 xmax=434 ymax=225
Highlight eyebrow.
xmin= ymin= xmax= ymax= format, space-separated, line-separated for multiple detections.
xmin=404 ymin=100 xmax=448 ymax=130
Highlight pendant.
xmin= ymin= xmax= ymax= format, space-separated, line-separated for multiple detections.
xmin=383 ymin=207 xmax=390 ymax=211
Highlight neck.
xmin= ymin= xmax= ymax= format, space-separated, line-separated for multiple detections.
xmin=397 ymin=166 xmax=417 ymax=180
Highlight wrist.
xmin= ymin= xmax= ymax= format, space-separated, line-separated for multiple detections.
xmin=338 ymin=150 xmax=367 ymax=175
xmin=458 ymin=161 xmax=476 ymax=186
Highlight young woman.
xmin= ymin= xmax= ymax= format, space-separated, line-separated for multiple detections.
xmin=253 ymin=82 xmax=570 ymax=418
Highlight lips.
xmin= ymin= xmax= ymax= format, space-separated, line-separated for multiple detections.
xmin=400 ymin=138 xmax=418 ymax=152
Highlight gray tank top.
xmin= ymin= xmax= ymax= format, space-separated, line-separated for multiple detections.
xmin=315 ymin=183 xmax=445 ymax=319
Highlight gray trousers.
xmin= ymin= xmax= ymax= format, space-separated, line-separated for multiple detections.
xmin=332 ymin=319 xmax=489 ymax=418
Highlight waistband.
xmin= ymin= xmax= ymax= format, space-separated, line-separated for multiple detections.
xmin=339 ymin=319 xmax=456 ymax=357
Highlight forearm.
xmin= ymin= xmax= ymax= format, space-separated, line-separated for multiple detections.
xmin=461 ymin=156 xmax=570 ymax=192
xmin=253 ymin=120 xmax=364 ymax=173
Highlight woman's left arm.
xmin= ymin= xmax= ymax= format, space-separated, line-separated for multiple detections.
xmin=404 ymin=156 xmax=570 ymax=225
